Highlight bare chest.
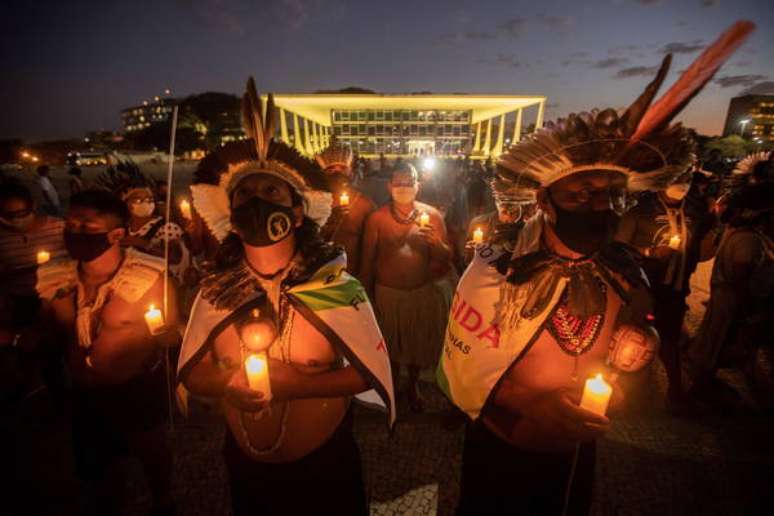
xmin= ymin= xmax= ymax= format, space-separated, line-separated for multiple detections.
xmin=213 ymin=306 xmax=337 ymax=371
xmin=506 ymin=289 xmax=623 ymax=391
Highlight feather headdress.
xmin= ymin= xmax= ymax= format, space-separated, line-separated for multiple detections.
xmin=496 ymin=21 xmax=755 ymax=204
xmin=733 ymin=151 xmax=770 ymax=177
xmin=190 ymin=77 xmax=333 ymax=242
xmin=93 ymin=159 xmax=155 ymax=200
xmin=315 ymin=140 xmax=354 ymax=174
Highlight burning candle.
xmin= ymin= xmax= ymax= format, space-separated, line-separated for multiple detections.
xmin=668 ymin=234 xmax=681 ymax=250
xmin=37 ymin=250 xmax=51 ymax=265
xmin=179 ymin=199 xmax=192 ymax=220
xmin=419 ymin=212 xmax=430 ymax=227
xmin=580 ymin=373 xmax=612 ymax=416
xmin=339 ymin=191 xmax=350 ymax=207
xmin=245 ymin=352 xmax=272 ymax=399
xmin=144 ymin=304 xmax=165 ymax=335
xmin=472 ymin=227 xmax=484 ymax=244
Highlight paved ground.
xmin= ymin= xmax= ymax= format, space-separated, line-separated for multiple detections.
xmin=5 ymin=168 xmax=773 ymax=515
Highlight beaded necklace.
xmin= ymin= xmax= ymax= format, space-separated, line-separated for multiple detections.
xmin=545 ymin=279 xmax=607 ymax=379
xmin=236 ymin=270 xmax=296 ymax=458
xmin=389 ymin=203 xmax=419 ymax=225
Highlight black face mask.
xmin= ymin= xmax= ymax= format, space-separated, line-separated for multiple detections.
xmin=64 ymin=230 xmax=113 ymax=262
xmin=550 ymin=202 xmax=620 ymax=256
xmin=231 ymin=197 xmax=296 ymax=247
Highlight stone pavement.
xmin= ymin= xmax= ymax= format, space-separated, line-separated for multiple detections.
xmin=8 ymin=262 xmax=774 ymax=515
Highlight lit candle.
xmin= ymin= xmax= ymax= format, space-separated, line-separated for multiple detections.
xmin=245 ymin=352 xmax=272 ymax=399
xmin=419 ymin=212 xmax=430 ymax=227
xmin=179 ymin=199 xmax=192 ymax=220
xmin=472 ymin=227 xmax=484 ymax=244
xmin=339 ymin=191 xmax=350 ymax=207
xmin=580 ymin=373 xmax=613 ymax=416
xmin=37 ymin=250 xmax=51 ymax=265
xmin=144 ymin=304 xmax=165 ymax=335
xmin=668 ymin=234 xmax=681 ymax=250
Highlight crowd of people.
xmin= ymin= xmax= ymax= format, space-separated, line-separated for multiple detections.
xmin=2 ymin=23 xmax=773 ymax=516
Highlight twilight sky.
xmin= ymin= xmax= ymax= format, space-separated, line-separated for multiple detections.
xmin=1 ymin=0 xmax=772 ymax=141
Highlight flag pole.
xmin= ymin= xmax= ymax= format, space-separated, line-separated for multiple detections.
xmin=163 ymin=105 xmax=179 ymax=431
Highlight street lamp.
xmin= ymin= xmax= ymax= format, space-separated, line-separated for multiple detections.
xmin=739 ymin=119 xmax=750 ymax=136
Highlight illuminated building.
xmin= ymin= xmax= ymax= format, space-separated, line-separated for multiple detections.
xmin=723 ymin=94 xmax=774 ymax=142
xmin=121 ymin=96 xmax=176 ymax=132
xmin=265 ymin=93 xmax=546 ymax=158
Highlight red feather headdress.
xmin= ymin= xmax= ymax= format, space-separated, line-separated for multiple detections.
xmin=497 ymin=21 xmax=755 ymax=204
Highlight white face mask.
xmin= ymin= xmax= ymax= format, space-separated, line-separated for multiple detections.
xmin=130 ymin=201 xmax=155 ymax=218
xmin=665 ymin=183 xmax=690 ymax=201
xmin=391 ymin=186 xmax=417 ymax=204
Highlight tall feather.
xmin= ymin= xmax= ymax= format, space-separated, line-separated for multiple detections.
xmin=631 ymin=20 xmax=755 ymax=142
xmin=264 ymin=93 xmax=276 ymax=154
xmin=243 ymin=77 xmax=268 ymax=161
xmin=620 ymin=54 xmax=672 ymax=137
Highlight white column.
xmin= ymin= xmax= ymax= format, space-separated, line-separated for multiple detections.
xmin=292 ymin=113 xmax=305 ymax=153
xmin=279 ymin=108 xmax=290 ymax=144
xmin=472 ymin=122 xmax=481 ymax=153
xmin=535 ymin=100 xmax=545 ymax=131
xmin=482 ymin=118 xmax=493 ymax=156
xmin=493 ymin=114 xmax=506 ymax=157
xmin=513 ymin=109 xmax=523 ymax=144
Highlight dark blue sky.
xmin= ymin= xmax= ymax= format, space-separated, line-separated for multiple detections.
xmin=2 ymin=0 xmax=771 ymax=141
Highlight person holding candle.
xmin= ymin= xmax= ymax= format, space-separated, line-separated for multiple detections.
xmin=93 ymin=163 xmax=191 ymax=283
xmin=315 ymin=141 xmax=376 ymax=278
xmin=688 ymin=178 xmax=774 ymax=411
xmin=0 ymin=180 xmax=67 ymax=407
xmin=178 ymin=79 xmax=394 ymax=516
xmin=35 ymin=189 xmax=180 ymax=515
xmin=360 ymin=162 xmax=452 ymax=412
xmin=438 ymin=24 xmax=754 ymax=513
xmin=615 ymin=169 xmax=717 ymax=413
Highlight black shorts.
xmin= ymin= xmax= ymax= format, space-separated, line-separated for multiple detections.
xmin=457 ymin=420 xmax=596 ymax=516
xmin=72 ymin=365 xmax=168 ymax=480
xmin=223 ymin=417 xmax=368 ymax=516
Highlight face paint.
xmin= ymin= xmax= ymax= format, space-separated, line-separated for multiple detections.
xmin=230 ymin=197 xmax=296 ymax=247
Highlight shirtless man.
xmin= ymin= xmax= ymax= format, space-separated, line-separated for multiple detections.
xmin=316 ymin=141 xmax=376 ymax=277
xmin=437 ymin=47 xmax=727 ymax=513
xmin=360 ymin=162 xmax=451 ymax=411
xmin=37 ymin=190 xmax=179 ymax=515
xmin=179 ymin=80 xmax=393 ymax=516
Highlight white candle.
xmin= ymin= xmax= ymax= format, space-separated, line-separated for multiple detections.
xmin=339 ymin=191 xmax=350 ymax=207
xmin=580 ymin=373 xmax=612 ymax=416
xmin=179 ymin=199 xmax=192 ymax=220
xmin=419 ymin=212 xmax=430 ymax=227
xmin=668 ymin=234 xmax=681 ymax=250
xmin=37 ymin=250 xmax=51 ymax=265
xmin=472 ymin=227 xmax=484 ymax=244
xmin=245 ymin=352 xmax=272 ymax=399
xmin=144 ymin=304 xmax=165 ymax=335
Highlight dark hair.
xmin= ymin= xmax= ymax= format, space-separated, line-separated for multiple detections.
xmin=390 ymin=162 xmax=418 ymax=181
xmin=36 ymin=165 xmax=50 ymax=176
xmin=69 ymin=189 xmax=130 ymax=228
xmin=68 ymin=167 xmax=82 ymax=177
xmin=0 ymin=180 xmax=34 ymax=206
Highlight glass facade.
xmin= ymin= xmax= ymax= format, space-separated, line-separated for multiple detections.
xmin=331 ymin=109 xmax=472 ymax=155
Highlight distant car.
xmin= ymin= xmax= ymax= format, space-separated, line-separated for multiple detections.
xmin=67 ymin=151 xmax=108 ymax=166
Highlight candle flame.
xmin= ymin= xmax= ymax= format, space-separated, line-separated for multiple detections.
xmin=588 ymin=373 xmax=611 ymax=395
xmin=245 ymin=354 xmax=267 ymax=375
